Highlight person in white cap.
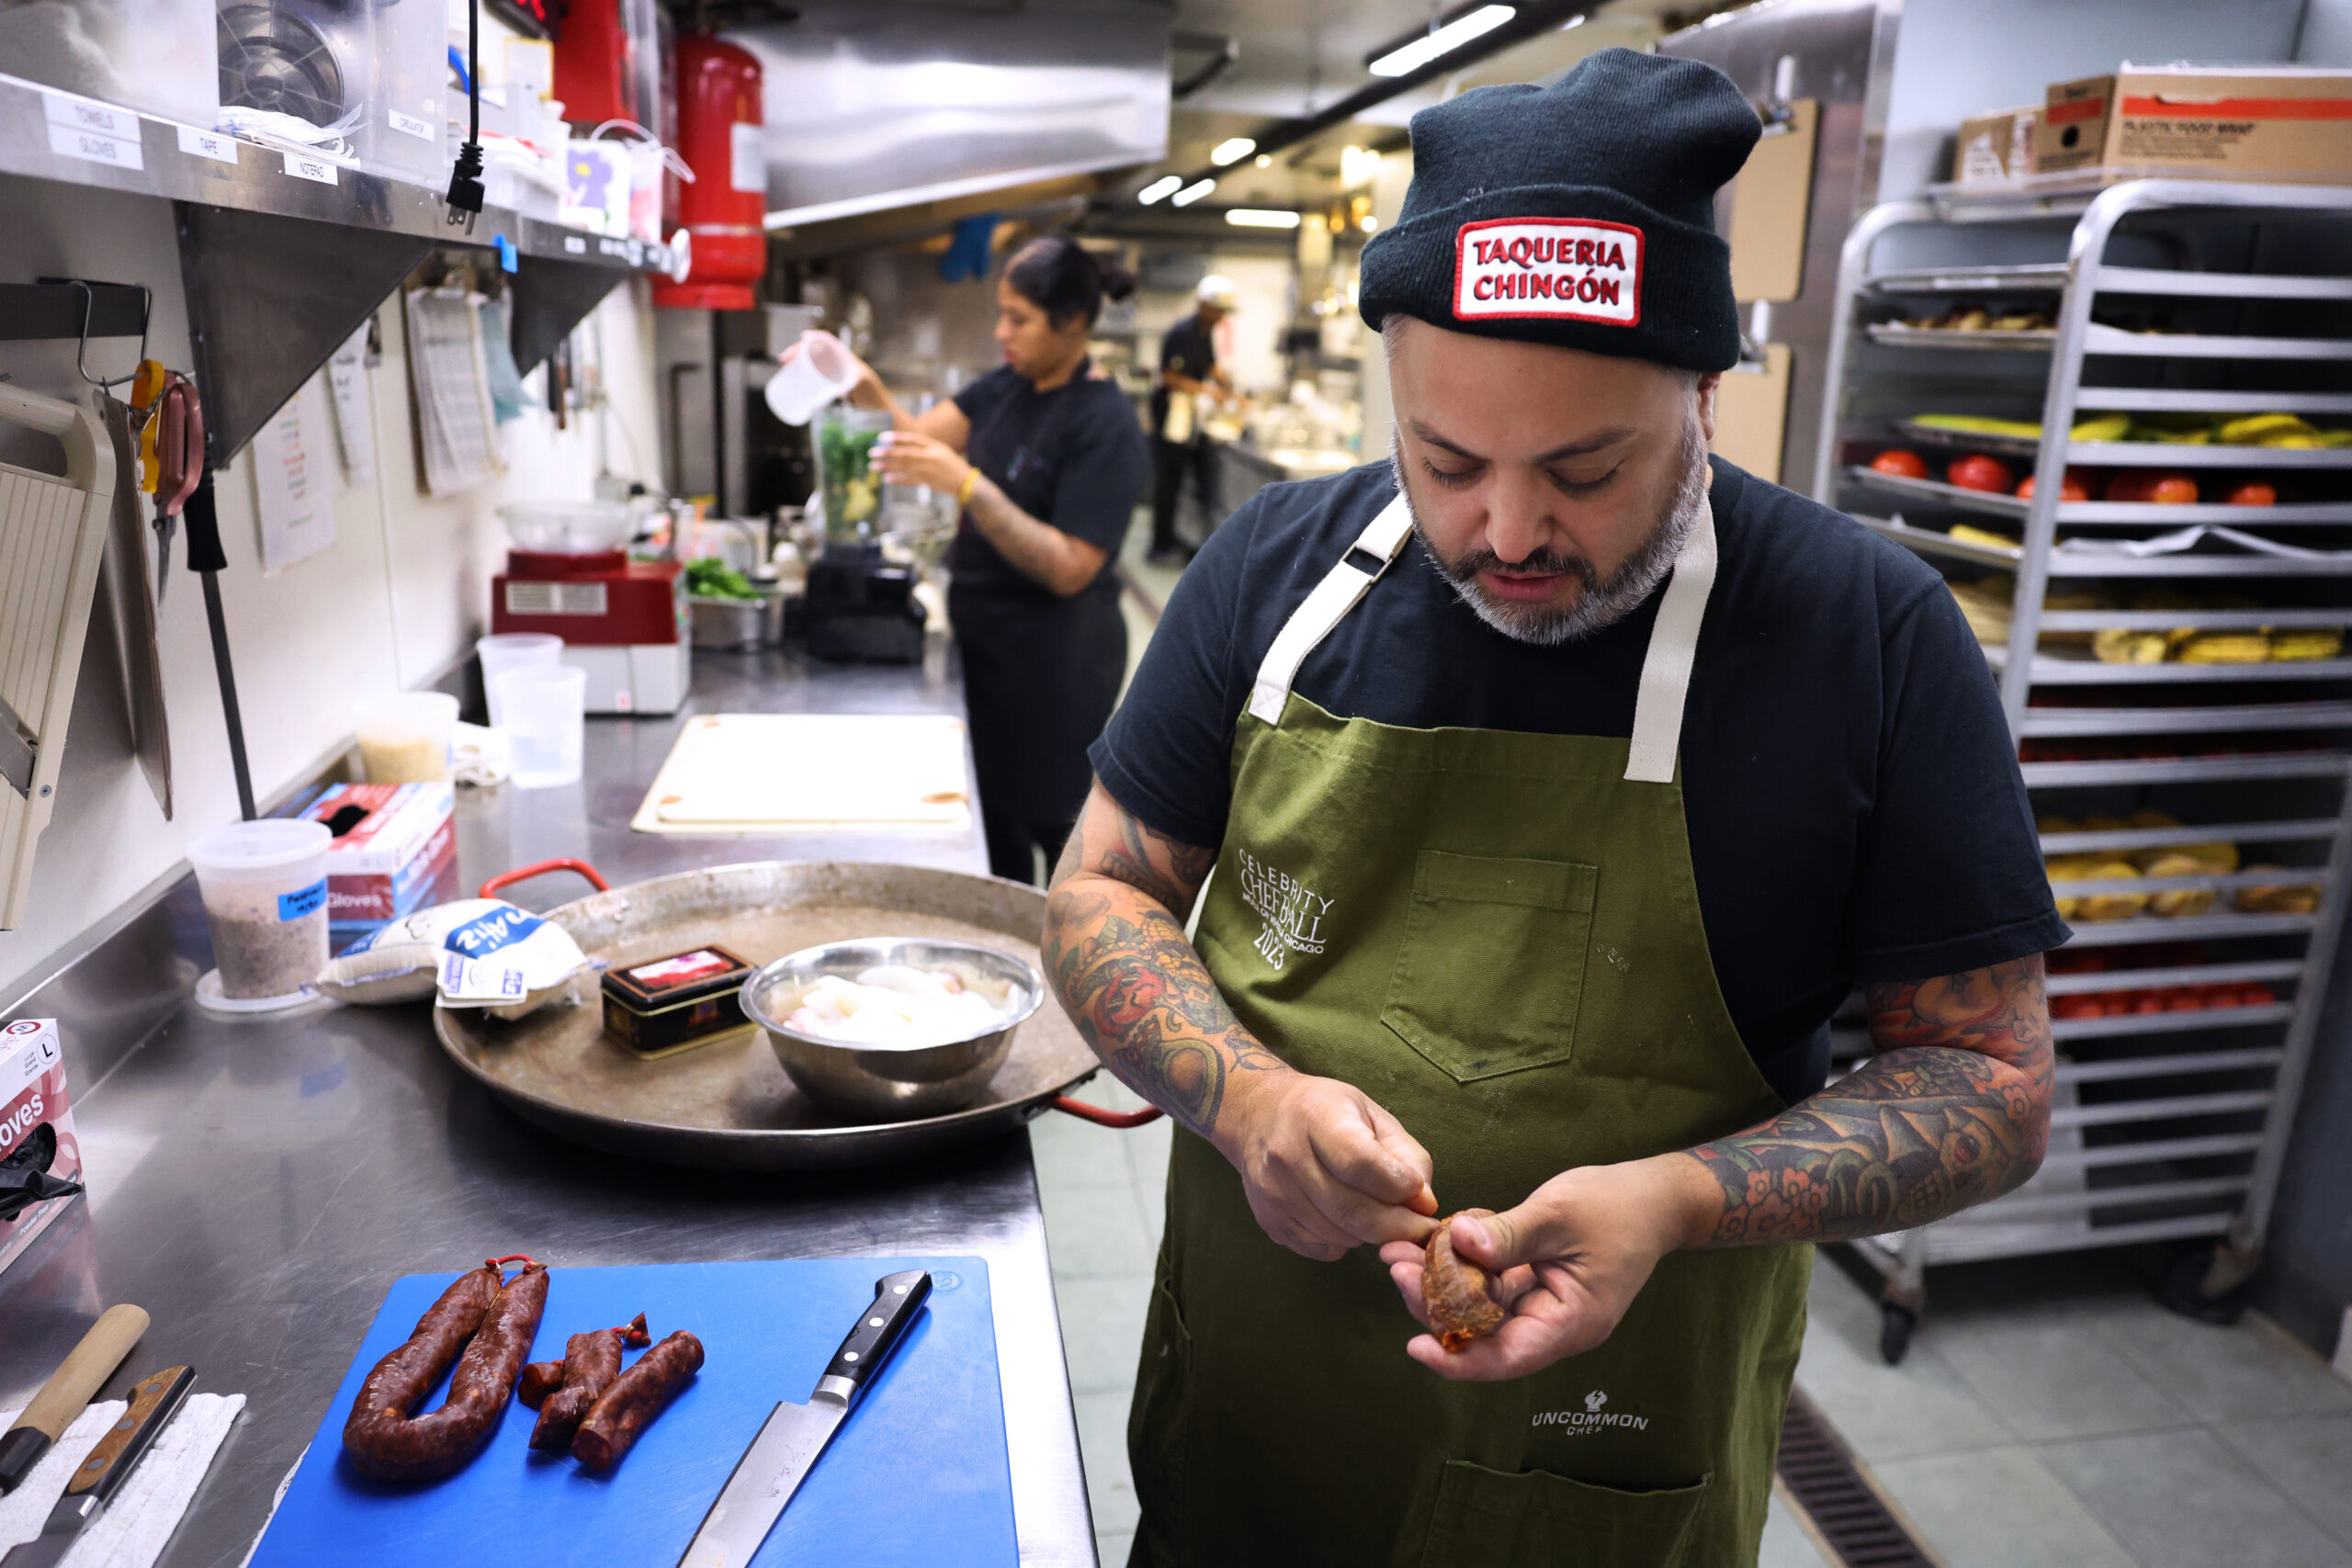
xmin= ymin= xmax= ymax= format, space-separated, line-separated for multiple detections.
xmin=1148 ymin=274 xmax=1241 ymax=563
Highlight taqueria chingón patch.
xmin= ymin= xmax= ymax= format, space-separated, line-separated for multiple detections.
xmin=1453 ymin=217 xmax=1644 ymax=324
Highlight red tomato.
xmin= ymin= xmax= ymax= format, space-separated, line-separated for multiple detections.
xmin=2053 ymin=996 xmax=2100 ymax=1020
xmin=1948 ymin=454 xmax=2016 ymax=493
xmin=2246 ymin=984 xmax=2278 ymax=1007
xmin=2225 ymin=480 xmax=2277 ymax=506
xmin=2108 ymin=469 xmax=2199 ymax=503
xmin=2017 ymin=469 xmax=2091 ymax=502
xmin=1871 ymin=448 xmax=1929 ymax=479
xmin=2135 ymin=995 xmax=2166 ymax=1014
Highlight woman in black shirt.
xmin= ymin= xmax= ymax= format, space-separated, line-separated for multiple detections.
xmin=822 ymin=235 xmax=1149 ymax=882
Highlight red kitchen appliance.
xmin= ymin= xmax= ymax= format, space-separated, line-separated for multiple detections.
xmin=652 ymin=29 xmax=765 ymax=310
xmin=491 ymin=503 xmax=688 ymax=715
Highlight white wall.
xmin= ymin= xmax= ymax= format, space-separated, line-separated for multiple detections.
xmin=0 ymin=175 xmax=661 ymax=1000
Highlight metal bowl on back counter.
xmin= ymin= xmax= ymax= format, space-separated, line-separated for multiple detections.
xmin=741 ymin=938 xmax=1045 ymax=1120
xmin=430 ymin=860 xmax=1112 ymax=1169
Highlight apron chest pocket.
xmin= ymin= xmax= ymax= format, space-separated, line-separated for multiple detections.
xmin=1382 ymin=851 xmax=1597 ymax=1082
xmin=1417 ymin=1460 xmax=1712 ymax=1567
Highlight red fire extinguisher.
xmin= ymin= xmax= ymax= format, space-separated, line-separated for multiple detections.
xmin=652 ymin=30 xmax=764 ymax=311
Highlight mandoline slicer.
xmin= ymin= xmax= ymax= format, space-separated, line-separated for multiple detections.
xmin=0 ymin=385 xmax=117 ymax=929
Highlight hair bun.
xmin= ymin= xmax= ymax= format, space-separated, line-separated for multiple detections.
xmin=1097 ymin=260 xmax=1137 ymax=303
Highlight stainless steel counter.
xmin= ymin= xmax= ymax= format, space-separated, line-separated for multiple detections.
xmin=0 ymin=641 xmax=1097 ymax=1567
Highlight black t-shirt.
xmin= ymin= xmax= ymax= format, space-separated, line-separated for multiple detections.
xmin=950 ymin=365 xmax=1148 ymax=601
xmin=1149 ymin=313 xmax=1218 ymax=436
xmin=1089 ymin=458 xmax=2068 ymax=1105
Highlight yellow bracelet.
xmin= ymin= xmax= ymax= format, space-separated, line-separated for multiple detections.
xmin=956 ymin=466 xmax=980 ymax=506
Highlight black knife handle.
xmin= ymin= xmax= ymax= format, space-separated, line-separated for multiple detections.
xmin=68 ymin=1366 xmax=193 ymax=1504
xmin=819 ymin=1271 xmax=931 ymax=1397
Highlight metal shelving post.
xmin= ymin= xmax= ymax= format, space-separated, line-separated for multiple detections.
xmin=1815 ymin=175 xmax=2352 ymax=1360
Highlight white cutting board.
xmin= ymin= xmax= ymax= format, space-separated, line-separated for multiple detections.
xmin=630 ymin=714 xmax=973 ymax=834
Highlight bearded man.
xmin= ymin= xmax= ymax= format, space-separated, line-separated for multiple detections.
xmin=1043 ymin=49 xmax=2063 ymax=1568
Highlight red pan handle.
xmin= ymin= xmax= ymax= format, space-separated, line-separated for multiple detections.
xmin=479 ymin=858 xmax=612 ymax=900
xmin=1050 ymin=1096 xmax=1164 ymax=1129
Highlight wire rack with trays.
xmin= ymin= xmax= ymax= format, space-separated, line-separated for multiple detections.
xmin=1815 ymin=179 xmax=2352 ymax=1362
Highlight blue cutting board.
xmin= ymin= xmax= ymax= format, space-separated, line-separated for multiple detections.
xmin=249 ymin=1258 xmax=1016 ymax=1567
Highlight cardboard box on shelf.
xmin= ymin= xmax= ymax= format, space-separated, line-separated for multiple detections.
xmin=1955 ymin=106 xmax=2039 ymax=186
xmin=2037 ymin=64 xmax=2352 ymax=182
xmin=0 ymin=1019 xmax=81 ymax=1279
xmin=294 ymin=782 xmax=458 ymax=935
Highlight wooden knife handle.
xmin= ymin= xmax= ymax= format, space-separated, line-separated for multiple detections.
xmin=66 ymin=1366 xmax=192 ymax=1502
xmin=14 ymin=1305 xmax=150 ymax=1442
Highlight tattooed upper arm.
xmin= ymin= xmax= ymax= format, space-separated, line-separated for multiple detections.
xmin=1050 ymin=783 xmax=1216 ymax=915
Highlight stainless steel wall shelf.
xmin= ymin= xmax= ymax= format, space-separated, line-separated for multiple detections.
xmin=1819 ymin=179 xmax=2352 ymax=1353
xmin=1 ymin=70 xmax=679 ymax=461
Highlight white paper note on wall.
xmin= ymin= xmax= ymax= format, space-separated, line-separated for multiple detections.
xmin=251 ymin=378 xmax=336 ymax=573
xmin=326 ymin=323 xmax=376 ymax=488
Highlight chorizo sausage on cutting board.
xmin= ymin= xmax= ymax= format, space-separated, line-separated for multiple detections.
xmin=529 ymin=1314 xmax=650 ymax=1451
xmin=571 ymin=1330 xmax=704 ymax=1471
xmin=343 ymin=1259 xmax=548 ymax=1481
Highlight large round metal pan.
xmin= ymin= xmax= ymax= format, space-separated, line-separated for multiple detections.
xmin=432 ymin=860 xmax=1125 ymax=1169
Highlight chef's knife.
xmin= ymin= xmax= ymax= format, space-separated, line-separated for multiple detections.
xmin=0 ymin=1364 xmax=194 ymax=1568
xmin=678 ymin=1269 xmax=933 ymax=1568
xmin=0 ymin=1306 xmax=150 ymax=1493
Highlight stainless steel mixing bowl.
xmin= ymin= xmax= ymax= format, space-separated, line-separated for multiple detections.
xmin=740 ymin=937 xmax=1046 ymax=1121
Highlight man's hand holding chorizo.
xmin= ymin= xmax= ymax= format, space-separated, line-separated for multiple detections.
xmin=1215 ymin=1067 xmax=1441 ymax=1261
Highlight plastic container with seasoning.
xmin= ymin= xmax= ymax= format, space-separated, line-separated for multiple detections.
xmin=603 ymin=946 xmax=757 ymax=1057
xmin=356 ymin=692 xmax=459 ymax=783
xmin=187 ymin=819 xmax=334 ymax=1006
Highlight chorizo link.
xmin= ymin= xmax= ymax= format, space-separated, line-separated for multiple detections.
xmin=571 ymin=1330 xmax=704 ymax=1471
xmin=518 ymin=1359 xmax=566 ymax=1409
xmin=344 ymin=1263 xmax=549 ymax=1481
xmin=1423 ymin=1210 xmax=1508 ymax=1352
xmin=342 ymin=1264 xmax=501 ymax=1473
xmin=529 ymin=1315 xmax=648 ymax=1451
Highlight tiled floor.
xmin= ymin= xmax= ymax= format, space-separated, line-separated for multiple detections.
xmin=1034 ymin=1092 xmax=2352 ymax=1567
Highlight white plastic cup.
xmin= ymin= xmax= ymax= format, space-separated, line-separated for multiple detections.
xmin=477 ymin=633 xmax=563 ymax=727
xmin=356 ymin=692 xmax=460 ymax=783
xmin=494 ymin=665 xmax=588 ymax=789
xmin=187 ymin=818 xmax=334 ymax=1000
xmin=763 ymin=330 xmax=861 ymax=426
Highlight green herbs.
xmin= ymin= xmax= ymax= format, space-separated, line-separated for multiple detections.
xmin=815 ymin=412 xmax=886 ymax=539
xmin=684 ymin=558 xmax=760 ymax=601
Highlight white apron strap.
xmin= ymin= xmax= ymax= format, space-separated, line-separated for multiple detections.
xmin=1246 ymin=495 xmax=1415 ymax=725
xmin=1623 ymin=508 xmax=1718 ymax=784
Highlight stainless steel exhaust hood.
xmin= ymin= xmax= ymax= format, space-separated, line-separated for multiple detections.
xmin=732 ymin=1 xmax=1172 ymax=231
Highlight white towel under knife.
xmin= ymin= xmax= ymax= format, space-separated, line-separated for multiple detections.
xmin=0 ymin=1393 xmax=243 ymax=1567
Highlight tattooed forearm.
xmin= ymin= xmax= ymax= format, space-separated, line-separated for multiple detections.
xmin=965 ymin=472 xmax=1104 ymax=597
xmin=1684 ymin=957 xmax=2053 ymax=1247
xmin=1044 ymin=784 xmax=1284 ymax=1136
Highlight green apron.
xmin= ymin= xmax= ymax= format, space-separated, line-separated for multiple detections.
xmin=1126 ymin=492 xmax=1812 ymax=1566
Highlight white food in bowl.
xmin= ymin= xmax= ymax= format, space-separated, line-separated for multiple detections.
xmin=783 ymin=965 xmax=1008 ymax=1047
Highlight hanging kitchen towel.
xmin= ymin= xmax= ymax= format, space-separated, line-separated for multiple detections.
xmin=0 ymin=1393 xmax=244 ymax=1567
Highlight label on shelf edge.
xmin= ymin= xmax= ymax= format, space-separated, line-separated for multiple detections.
xmin=45 ymin=118 xmax=141 ymax=171
xmin=283 ymin=151 xmax=338 ymax=186
xmin=564 ymin=235 xmax=587 ymax=254
xmin=175 ymin=126 xmax=238 ymax=164
xmin=388 ymin=108 xmax=434 ymax=141
xmin=40 ymin=89 xmax=134 ymax=137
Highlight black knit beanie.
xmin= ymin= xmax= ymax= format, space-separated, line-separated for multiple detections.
xmin=1359 ymin=48 xmax=1758 ymax=373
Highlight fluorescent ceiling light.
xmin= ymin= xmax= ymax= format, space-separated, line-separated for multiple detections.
xmin=1170 ymin=178 xmax=1216 ymax=207
xmin=1227 ymin=209 xmax=1302 ymax=229
xmin=1211 ymin=137 xmax=1257 ymax=166
xmin=1137 ymin=175 xmax=1184 ymax=204
xmin=1367 ymin=4 xmax=1516 ymax=77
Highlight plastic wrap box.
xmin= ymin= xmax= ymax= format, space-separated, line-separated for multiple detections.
xmin=2039 ymin=65 xmax=2352 ymax=182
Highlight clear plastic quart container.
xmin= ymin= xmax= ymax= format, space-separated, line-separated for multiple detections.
xmin=187 ymin=818 xmax=333 ymax=1004
xmin=358 ymin=0 xmax=447 ymax=184
xmin=477 ymin=633 xmax=563 ymax=728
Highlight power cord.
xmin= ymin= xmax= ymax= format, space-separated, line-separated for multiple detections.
xmin=446 ymin=0 xmax=485 ymax=230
